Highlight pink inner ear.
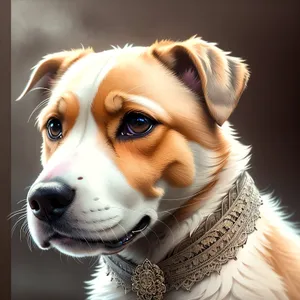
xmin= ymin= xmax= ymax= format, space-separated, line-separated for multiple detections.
xmin=180 ymin=68 xmax=202 ymax=94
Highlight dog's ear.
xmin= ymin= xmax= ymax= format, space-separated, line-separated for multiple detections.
xmin=150 ymin=37 xmax=250 ymax=126
xmin=16 ymin=48 xmax=94 ymax=101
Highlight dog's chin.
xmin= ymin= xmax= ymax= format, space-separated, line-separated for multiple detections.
xmin=48 ymin=235 xmax=122 ymax=257
xmin=33 ymin=215 xmax=152 ymax=257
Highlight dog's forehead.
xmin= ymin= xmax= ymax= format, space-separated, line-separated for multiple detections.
xmin=50 ymin=46 xmax=147 ymax=105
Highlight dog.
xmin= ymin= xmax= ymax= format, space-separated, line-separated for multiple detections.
xmin=18 ymin=36 xmax=300 ymax=300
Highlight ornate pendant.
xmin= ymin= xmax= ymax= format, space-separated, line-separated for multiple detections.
xmin=131 ymin=259 xmax=167 ymax=300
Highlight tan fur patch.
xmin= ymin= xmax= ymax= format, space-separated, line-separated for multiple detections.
xmin=261 ymin=225 xmax=300 ymax=300
xmin=91 ymin=51 xmax=228 ymax=214
xmin=39 ymin=91 xmax=80 ymax=162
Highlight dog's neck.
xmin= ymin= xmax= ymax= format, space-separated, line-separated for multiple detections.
xmin=120 ymin=123 xmax=251 ymax=265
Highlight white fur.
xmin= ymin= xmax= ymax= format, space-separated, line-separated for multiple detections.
xmin=127 ymin=94 xmax=168 ymax=117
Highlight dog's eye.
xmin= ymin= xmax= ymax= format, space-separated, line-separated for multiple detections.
xmin=117 ymin=112 xmax=156 ymax=139
xmin=46 ymin=118 xmax=63 ymax=141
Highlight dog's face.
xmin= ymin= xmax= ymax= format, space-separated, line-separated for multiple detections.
xmin=19 ymin=37 xmax=249 ymax=257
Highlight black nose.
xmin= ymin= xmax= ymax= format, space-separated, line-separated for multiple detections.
xmin=28 ymin=180 xmax=75 ymax=222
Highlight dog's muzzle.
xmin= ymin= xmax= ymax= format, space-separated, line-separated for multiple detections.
xmin=28 ymin=179 xmax=75 ymax=222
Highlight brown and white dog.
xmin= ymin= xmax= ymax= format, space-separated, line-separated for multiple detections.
xmin=18 ymin=37 xmax=300 ymax=300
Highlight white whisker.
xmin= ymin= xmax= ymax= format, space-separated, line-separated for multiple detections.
xmin=8 ymin=207 xmax=27 ymax=220
xmin=27 ymin=97 xmax=50 ymax=123
xmin=28 ymin=86 xmax=52 ymax=94
xmin=17 ymin=198 xmax=27 ymax=204
xmin=11 ymin=214 xmax=27 ymax=237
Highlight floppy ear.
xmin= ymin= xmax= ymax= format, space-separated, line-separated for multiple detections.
xmin=16 ymin=47 xmax=94 ymax=101
xmin=150 ymin=37 xmax=250 ymax=126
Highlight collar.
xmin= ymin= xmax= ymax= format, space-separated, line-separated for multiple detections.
xmin=103 ymin=172 xmax=262 ymax=300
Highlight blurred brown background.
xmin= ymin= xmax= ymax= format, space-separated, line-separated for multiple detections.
xmin=11 ymin=1 xmax=300 ymax=299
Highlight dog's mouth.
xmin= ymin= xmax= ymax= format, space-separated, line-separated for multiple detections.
xmin=48 ymin=215 xmax=151 ymax=253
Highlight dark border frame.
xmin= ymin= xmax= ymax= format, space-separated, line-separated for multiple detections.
xmin=0 ymin=0 xmax=11 ymax=299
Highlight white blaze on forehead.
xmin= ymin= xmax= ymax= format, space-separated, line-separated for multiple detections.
xmin=50 ymin=45 xmax=147 ymax=104
xmin=50 ymin=50 xmax=116 ymax=103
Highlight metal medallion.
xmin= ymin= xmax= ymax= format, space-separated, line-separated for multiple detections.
xmin=132 ymin=259 xmax=166 ymax=300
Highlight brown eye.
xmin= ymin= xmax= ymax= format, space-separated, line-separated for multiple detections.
xmin=46 ymin=118 xmax=63 ymax=141
xmin=127 ymin=114 xmax=152 ymax=133
xmin=117 ymin=112 xmax=157 ymax=139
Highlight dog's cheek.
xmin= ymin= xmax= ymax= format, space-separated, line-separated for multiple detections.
xmin=161 ymin=134 xmax=195 ymax=188
xmin=115 ymin=130 xmax=195 ymax=198
xmin=163 ymin=159 xmax=195 ymax=188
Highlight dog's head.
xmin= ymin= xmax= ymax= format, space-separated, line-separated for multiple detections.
xmin=19 ymin=37 xmax=249 ymax=257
